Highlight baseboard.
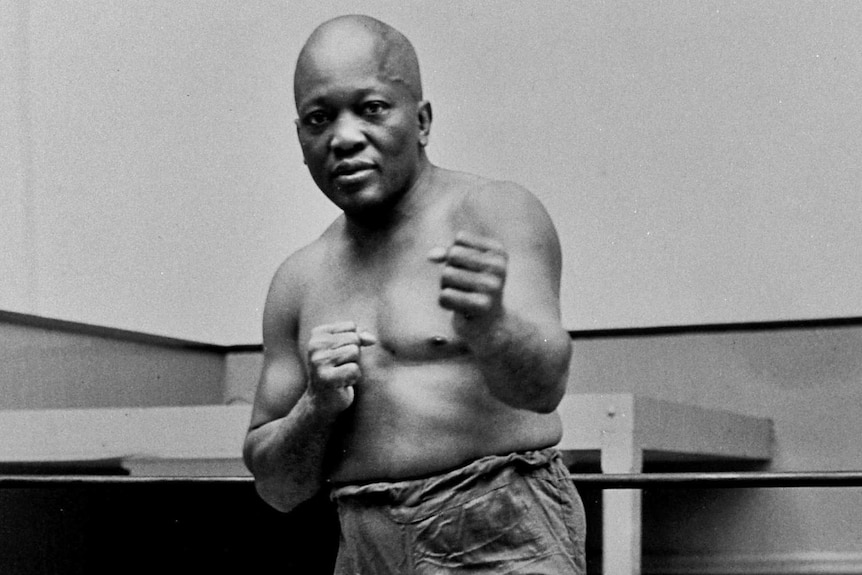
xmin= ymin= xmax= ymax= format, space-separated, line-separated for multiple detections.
xmin=643 ymin=552 xmax=862 ymax=575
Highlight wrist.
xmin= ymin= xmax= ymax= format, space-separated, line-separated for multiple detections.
xmin=301 ymin=390 xmax=346 ymax=423
xmin=458 ymin=309 xmax=513 ymax=358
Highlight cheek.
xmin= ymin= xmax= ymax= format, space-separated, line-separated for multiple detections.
xmin=299 ymin=139 xmax=317 ymax=160
xmin=298 ymin=132 xmax=327 ymax=157
xmin=392 ymin=125 xmax=418 ymax=150
xmin=377 ymin=129 xmax=417 ymax=164
xmin=301 ymin=147 xmax=330 ymax=180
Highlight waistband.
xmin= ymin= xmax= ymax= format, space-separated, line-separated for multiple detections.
xmin=330 ymin=448 xmax=562 ymax=508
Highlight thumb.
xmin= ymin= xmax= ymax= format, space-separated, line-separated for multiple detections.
xmin=358 ymin=331 xmax=378 ymax=347
xmin=427 ymin=246 xmax=448 ymax=263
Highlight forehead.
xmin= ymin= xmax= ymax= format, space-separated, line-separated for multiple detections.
xmin=295 ymin=26 xmax=409 ymax=108
xmin=296 ymin=67 xmax=397 ymax=114
xmin=296 ymin=60 xmax=403 ymax=113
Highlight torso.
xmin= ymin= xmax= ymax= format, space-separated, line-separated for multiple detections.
xmin=296 ymin=168 xmax=562 ymax=483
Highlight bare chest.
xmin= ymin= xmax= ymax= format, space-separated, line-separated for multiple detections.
xmin=297 ymin=229 xmax=464 ymax=361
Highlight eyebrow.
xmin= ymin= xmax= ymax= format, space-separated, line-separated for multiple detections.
xmin=298 ymin=86 xmax=395 ymax=110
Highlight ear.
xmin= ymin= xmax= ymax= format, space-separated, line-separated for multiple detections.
xmin=417 ymin=100 xmax=432 ymax=147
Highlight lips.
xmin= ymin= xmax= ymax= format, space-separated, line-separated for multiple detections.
xmin=331 ymin=161 xmax=376 ymax=189
xmin=332 ymin=161 xmax=375 ymax=178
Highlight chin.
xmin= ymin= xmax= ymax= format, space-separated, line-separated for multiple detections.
xmin=339 ymin=185 xmax=395 ymax=211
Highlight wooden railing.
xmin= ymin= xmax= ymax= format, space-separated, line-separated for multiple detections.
xmin=570 ymin=470 xmax=862 ymax=489
xmin=3 ymin=470 xmax=862 ymax=489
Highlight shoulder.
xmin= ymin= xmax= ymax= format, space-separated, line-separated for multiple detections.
xmin=463 ymin=178 xmax=549 ymax=220
xmin=271 ymin=216 xmax=345 ymax=291
xmin=263 ymin=219 xmax=343 ymax=332
xmin=268 ymin=240 xmax=319 ymax=303
xmin=451 ymin=175 xmax=561 ymax=255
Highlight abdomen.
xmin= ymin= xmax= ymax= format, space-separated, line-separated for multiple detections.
xmin=328 ymin=361 xmax=563 ymax=483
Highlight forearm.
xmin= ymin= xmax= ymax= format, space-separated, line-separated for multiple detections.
xmin=243 ymin=393 xmax=338 ymax=513
xmin=468 ymin=312 xmax=572 ymax=413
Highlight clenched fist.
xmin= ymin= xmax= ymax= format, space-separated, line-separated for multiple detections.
xmin=428 ymin=231 xmax=508 ymax=337
xmin=306 ymin=321 xmax=376 ymax=415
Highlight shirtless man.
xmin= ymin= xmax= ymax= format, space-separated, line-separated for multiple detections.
xmin=243 ymin=15 xmax=585 ymax=574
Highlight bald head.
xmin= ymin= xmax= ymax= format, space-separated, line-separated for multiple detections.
xmin=294 ymin=15 xmax=423 ymax=104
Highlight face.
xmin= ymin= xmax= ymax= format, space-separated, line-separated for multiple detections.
xmin=294 ymin=41 xmax=431 ymax=220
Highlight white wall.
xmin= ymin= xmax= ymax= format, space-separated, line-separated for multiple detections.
xmin=4 ymin=1 xmax=862 ymax=344
xmin=2 ymin=0 xmax=333 ymax=344
xmin=1 ymin=0 xmax=36 ymax=312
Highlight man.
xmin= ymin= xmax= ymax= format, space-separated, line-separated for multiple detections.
xmin=243 ymin=14 xmax=586 ymax=574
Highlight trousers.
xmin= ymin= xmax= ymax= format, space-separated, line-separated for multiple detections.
xmin=330 ymin=448 xmax=586 ymax=574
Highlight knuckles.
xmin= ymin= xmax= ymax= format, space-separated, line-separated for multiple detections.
xmin=308 ymin=344 xmax=359 ymax=367
xmin=440 ymin=271 xmax=503 ymax=294
xmin=446 ymin=247 xmax=508 ymax=272
xmin=306 ymin=325 xmax=366 ymax=386
xmin=439 ymin=288 xmax=494 ymax=313
xmin=437 ymin=240 xmax=507 ymax=319
xmin=317 ymin=363 xmax=360 ymax=382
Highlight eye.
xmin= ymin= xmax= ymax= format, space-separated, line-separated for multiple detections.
xmin=303 ymin=110 xmax=329 ymax=127
xmin=361 ymin=101 xmax=389 ymax=117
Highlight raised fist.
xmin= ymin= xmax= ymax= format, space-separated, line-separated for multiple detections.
xmin=306 ymin=321 xmax=376 ymax=414
xmin=429 ymin=231 xmax=508 ymax=336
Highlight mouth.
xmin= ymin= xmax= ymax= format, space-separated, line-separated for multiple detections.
xmin=332 ymin=161 xmax=376 ymax=186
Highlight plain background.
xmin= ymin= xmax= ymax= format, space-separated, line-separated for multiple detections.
xmin=3 ymin=0 xmax=861 ymax=344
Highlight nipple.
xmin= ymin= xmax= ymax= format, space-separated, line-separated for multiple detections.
xmin=430 ymin=335 xmax=448 ymax=347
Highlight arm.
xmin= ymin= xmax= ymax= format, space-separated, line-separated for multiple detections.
xmin=242 ymin=259 xmax=374 ymax=512
xmin=430 ymin=182 xmax=572 ymax=413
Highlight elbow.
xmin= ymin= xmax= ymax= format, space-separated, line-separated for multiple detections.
xmin=500 ymin=385 xmax=563 ymax=414
xmin=523 ymin=375 xmax=567 ymax=414
xmin=253 ymin=477 xmax=312 ymax=514
xmin=243 ymin=436 xmax=315 ymax=514
xmin=496 ymin=368 xmax=569 ymax=414
xmin=532 ymin=384 xmax=567 ymax=414
xmin=489 ymin=333 xmax=572 ymax=413
xmin=523 ymin=337 xmax=572 ymax=414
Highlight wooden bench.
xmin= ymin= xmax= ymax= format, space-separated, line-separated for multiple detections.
xmin=557 ymin=393 xmax=773 ymax=575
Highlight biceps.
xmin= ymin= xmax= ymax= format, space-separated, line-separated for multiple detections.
xmin=249 ymin=353 xmax=308 ymax=430
xmin=503 ymin=223 xmax=564 ymax=317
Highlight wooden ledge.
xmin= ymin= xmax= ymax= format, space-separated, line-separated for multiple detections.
xmin=0 ymin=404 xmax=253 ymax=476
xmin=557 ymin=393 xmax=773 ymax=469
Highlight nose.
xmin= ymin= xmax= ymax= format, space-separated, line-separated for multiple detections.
xmin=330 ymin=113 xmax=366 ymax=156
